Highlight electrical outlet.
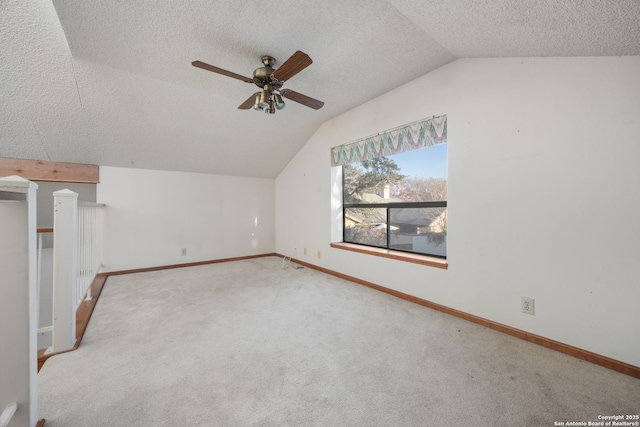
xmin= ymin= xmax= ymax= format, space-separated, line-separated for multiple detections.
xmin=317 ymin=251 xmax=321 ymax=259
xmin=304 ymin=248 xmax=307 ymax=255
xmin=181 ymin=248 xmax=187 ymax=256
xmin=521 ymin=297 xmax=535 ymax=315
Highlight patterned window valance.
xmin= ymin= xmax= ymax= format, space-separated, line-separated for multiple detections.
xmin=330 ymin=115 xmax=447 ymax=166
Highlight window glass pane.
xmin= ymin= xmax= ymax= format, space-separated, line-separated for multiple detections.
xmin=389 ymin=207 xmax=447 ymax=257
xmin=344 ymin=207 xmax=387 ymax=248
xmin=343 ymin=144 xmax=447 ymax=204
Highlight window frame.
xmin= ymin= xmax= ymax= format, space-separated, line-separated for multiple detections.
xmin=342 ymin=174 xmax=447 ymax=260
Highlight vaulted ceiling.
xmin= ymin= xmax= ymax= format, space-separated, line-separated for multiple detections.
xmin=2 ymin=0 xmax=639 ymax=178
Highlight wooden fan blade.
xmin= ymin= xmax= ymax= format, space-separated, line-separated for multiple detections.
xmin=238 ymin=92 xmax=260 ymax=110
xmin=192 ymin=60 xmax=254 ymax=83
xmin=273 ymin=51 xmax=312 ymax=82
xmin=280 ymin=89 xmax=324 ymax=110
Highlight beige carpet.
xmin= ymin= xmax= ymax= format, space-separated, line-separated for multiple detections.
xmin=38 ymin=256 xmax=640 ymax=426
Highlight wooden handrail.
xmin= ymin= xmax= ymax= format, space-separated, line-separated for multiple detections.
xmin=37 ymin=227 xmax=53 ymax=233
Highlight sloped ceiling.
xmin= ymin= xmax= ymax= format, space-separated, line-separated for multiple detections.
xmin=1 ymin=0 xmax=639 ymax=178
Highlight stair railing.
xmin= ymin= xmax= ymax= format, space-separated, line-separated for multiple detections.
xmin=46 ymin=190 xmax=105 ymax=354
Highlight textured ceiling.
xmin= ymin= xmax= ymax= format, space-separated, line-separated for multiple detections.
xmin=1 ymin=0 xmax=639 ymax=178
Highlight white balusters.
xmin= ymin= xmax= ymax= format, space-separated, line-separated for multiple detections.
xmin=76 ymin=202 xmax=104 ymax=307
xmin=48 ymin=192 xmax=105 ymax=354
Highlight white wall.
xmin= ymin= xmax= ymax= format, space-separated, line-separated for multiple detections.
xmin=97 ymin=166 xmax=275 ymax=271
xmin=275 ymin=56 xmax=640 ymax=367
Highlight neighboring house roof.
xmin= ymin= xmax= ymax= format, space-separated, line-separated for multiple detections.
xmin=345 ymin=197 xmax=446 ymax=233
xmin=361 ymin=193 xmax=405 ymax=204
xmin=391 ymin=207 xmax=446 ymax=227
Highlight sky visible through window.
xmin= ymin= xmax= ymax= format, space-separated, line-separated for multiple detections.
xmin=388 ymin=143 xmax=447 ymax=179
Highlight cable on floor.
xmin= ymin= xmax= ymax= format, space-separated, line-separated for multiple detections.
xmin=282 ymin=256 xmax=304 ymax=270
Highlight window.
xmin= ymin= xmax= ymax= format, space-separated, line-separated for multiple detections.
xmin=332 ymin=116 xmax=447 ymax=259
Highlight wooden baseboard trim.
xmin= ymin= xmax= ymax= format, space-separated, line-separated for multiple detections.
xmin=38 ymin=273 xmax=108 ymax=371
xmin=279 ymin=254 xmax=640 ymax=379
xmin=37 ymin=253 xmax=276 ymax=371
xmin=102 ymin=253 xmax=277 ymax=277
xmin=75 ymin=273 xmax=108 ymax=345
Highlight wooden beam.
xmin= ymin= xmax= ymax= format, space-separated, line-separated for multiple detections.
xmin=0 ymin=158 xmax=99 ymax=183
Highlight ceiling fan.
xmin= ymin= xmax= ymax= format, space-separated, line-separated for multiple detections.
xmin=192 ymin=51 xmax=324 ymax=114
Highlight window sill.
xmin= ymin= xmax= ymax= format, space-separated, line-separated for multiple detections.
xmin=330 ymin=242 xmax=448 ymax=270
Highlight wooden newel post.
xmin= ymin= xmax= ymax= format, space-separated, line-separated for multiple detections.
xmin=50 ymin=189 xmax=78 ymax=353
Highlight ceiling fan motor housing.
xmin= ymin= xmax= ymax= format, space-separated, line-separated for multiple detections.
xmin=253 ymin=58 xmax=283 ymax=89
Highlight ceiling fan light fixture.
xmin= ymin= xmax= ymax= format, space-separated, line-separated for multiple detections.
xmin=259 ymin=89 xmax=270 ymax=109
xmin=265 ymin=99 xmax=276 ymax=114
xmin=253 ymin=94 xmax=262 ymax=110
xmin=273 ymin=93 xmax=285 ymax=110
